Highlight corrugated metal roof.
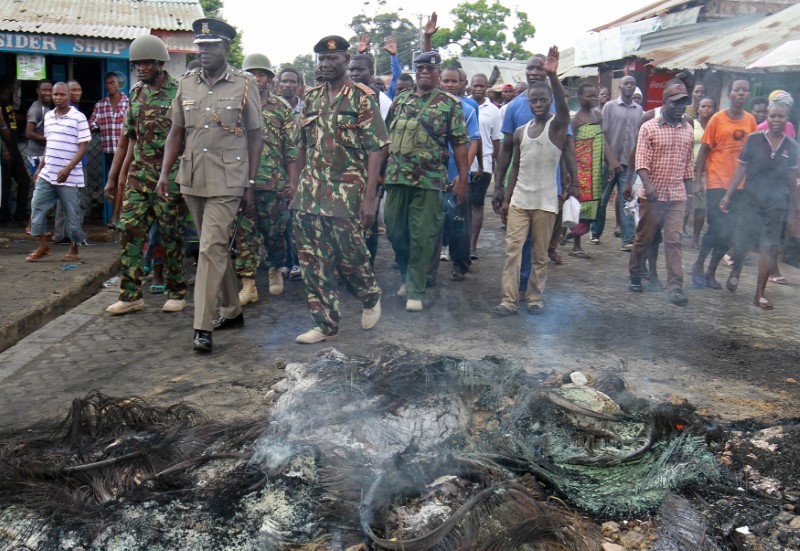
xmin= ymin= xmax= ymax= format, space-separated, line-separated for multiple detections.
xmin=747 ymin=40 xmax=800 ymax=70
xmin=633 ymin=13 xmax=764 ymax=69
xmin=0 ymin=0 xmax=202 ymax=38
xmin=0 ymin=21 xmax=149 ymax=39
xmin=648 ymin=3 xmax=800 ymax=70
xmin=591 ymin=0 xmax=695 ymax=31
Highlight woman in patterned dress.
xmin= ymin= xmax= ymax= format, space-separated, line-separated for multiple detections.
xmin=568 ymin=82 xmax=606 ymax=258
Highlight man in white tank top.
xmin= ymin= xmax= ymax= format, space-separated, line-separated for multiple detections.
xmin=495 ymin=46 xmax=572 ymax=315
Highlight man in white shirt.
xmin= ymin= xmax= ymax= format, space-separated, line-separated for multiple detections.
xmin=26 ymin=82 xmax=90 ymax=262
xmin=469 ymin=73 xmax=502 ymax=259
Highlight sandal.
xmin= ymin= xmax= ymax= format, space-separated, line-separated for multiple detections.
xmin=150 ymin=283 xmax=166 ymax=294
xmin=26 ymin=247 xmax=51 ymax=262
xmin=768 ymin=276 xmax=788 ymax=285
xmin=568 ymin=250 xmax=591 ymax=258
xmin=61 ymin=253 xmax=80 ymax=262
xmin=755 ymin=297 xmax=774 ymax=310
xmin=725 ymin=275 xmax=738 ymax=293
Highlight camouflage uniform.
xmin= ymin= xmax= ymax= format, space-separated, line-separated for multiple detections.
xmin=294 ymin=79 xmax=389 ymax=336
xmin=384 ymin=88 xmax=469 ymax=300
xmin=234 ymin=91 xmax=298 ymax=278
xmin=118 ymin=72 xmax=186 ymax=301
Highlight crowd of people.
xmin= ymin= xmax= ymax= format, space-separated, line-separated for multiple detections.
xmin=2 ymin=12 xmax=797 ymax=352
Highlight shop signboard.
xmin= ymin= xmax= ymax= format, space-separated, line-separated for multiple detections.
xmin=0 ymin=32 xmax=130 ymax=58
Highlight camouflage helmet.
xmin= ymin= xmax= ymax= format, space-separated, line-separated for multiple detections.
xmin=242 ymin=53 xmax=274 ymax=75
xmin=129 ymin=35 xmax=170 ymax=63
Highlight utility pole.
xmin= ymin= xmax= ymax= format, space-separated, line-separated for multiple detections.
xmin=411 ymin=12 xmax=425 ymax=57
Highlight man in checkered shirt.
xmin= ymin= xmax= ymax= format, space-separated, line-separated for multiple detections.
xmin=89 ymin=72 xmax=129 ymax=172
xmin=629 ymin=81 xmax=695 ymax=306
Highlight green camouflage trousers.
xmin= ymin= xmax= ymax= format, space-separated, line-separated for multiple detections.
xmin=118 ymin=186 xmax=187 ymax=301
xmin=293 ymin=212 xmax=381 ymax=336
xmin=234 ymin=190 xmax=289 ymax=278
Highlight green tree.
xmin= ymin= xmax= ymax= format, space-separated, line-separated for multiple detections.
xmin=279 ymin=55 xmax=316 ymax=87
xmin=198 ymin=0 xmax=244 ymax=67
xmin=348 ymin=4 xmax=418 ymax=74
xmin=432 ymin=0 xmax=535 ymax=60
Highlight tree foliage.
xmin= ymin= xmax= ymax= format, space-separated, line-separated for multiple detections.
xmin=348 ymin=2 xmax=418 ymax=75
xmin=432 ymin=0 xmax=535 ymax=60
xmin=198 ymin=0 xmax=244 ymax=67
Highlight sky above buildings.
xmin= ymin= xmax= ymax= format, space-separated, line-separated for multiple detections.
xmin=223 ymin=0 xmax=655 ymax=66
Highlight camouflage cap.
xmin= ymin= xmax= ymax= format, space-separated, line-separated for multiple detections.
xmin=313 ymin=36 xmax=349 ymax=54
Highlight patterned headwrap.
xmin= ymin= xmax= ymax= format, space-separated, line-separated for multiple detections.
xmin=768 ymin=89 xmax=793 ymax=109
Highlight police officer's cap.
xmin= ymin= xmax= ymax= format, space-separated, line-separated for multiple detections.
xmin=192 ymin=18 xmax=237 ymax=44
xmin=413 ymin=51 xmax=442 ymax=66
xmin=313 ymin=36 xmax=350 ymax=54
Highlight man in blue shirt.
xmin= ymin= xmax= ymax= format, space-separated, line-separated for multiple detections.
xmin=433 ymin=66 xmax=480 ymax=282
xmin=493 ymin=54 xmax=577 ymax=289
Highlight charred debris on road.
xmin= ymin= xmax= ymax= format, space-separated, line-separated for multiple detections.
xmin=1 ymin=345 xmax=799 ymax=550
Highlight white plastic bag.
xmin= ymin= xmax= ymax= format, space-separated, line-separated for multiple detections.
xmin=562 ymin=196 xmax=581 ymax=228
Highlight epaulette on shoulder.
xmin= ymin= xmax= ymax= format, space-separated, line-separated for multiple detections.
xmin=307 ymin=83 xmax=324 ymax=94
xmin=181 ymin=67 xmax=201 ymax=79
xmin=440 ymin=90 xmax=461 ymax=102
xmin=274 ymin=95 xmax=292 ymax=109
xmin=353 ymin=82 xmax=375 ymax=95
xmin=129 ymin=81 xmax=144 ymax=94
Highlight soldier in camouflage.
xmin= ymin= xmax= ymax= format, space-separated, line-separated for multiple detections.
xmin=384 ymin=50 xmax=470 ymax=312
xmin=104 ymin=35 xmax=187 ymax=315
xmin=293 ymin=35 xmax=389 ymax=345
xmin=234 ymin=53 xmax=299 ymax=305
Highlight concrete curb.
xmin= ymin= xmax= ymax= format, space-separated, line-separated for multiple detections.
xmin=0 ymin=257 xmax=120 ymax=354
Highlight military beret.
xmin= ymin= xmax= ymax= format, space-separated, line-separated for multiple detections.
xmin=313 ymin=35 xmax=350 ymax=54
xmin=413 ymin=51 xmax=442 ymax=66
xmin=192 ymin=18 xmax=237 ymax=44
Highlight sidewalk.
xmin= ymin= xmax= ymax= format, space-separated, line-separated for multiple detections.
xmin=0 ymin=225 xmax=119 ymax=353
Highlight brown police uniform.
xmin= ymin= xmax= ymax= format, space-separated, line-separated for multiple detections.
xmin=172 ymin=64 xmax=262 ymax=332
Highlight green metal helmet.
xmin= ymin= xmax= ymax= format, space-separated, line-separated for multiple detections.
xmin=129 ymin=35 xmax=170 ymax=63
xmin=242 ymin=53 xmax=274 ymax=75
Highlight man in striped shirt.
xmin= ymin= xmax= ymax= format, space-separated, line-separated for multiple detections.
xmin=26 ymin=82 xmax=90 ymax=262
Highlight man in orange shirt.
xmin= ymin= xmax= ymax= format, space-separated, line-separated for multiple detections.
xmin=691 ymin=79 xmax=757 ymax=289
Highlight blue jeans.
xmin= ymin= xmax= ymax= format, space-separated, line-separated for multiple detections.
xmin=144 ymin=221 xmax=164 ymax=267
xmin=29 ymin=178 xmax=86 ymax=243
xmin=520 ymin=235 xmax=532 ymax=292
xmin=591 ymin=166 xmax=635 ymax=245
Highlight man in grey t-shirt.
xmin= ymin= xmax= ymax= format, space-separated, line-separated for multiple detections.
xmin=25 ymin=80 xmax=53 ymax=175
